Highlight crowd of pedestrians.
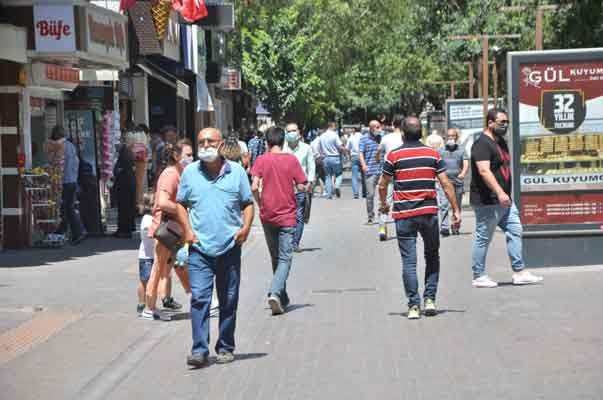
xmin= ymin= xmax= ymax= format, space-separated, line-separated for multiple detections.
xmin=131 ymin=108 xmax=543 ymax=369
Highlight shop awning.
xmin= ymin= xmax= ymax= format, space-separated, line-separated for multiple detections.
xmin=136 ymin=61 xmax=190 ymax=100
xmin=0 ymin=24 xmax=27 ymax=64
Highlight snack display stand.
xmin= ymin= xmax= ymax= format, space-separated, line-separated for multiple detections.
xmin=23 ymin=171 xmax=65 ymax=248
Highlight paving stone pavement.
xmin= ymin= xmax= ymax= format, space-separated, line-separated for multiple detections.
xmin=0 ymin=183 xmax=602 ymax=400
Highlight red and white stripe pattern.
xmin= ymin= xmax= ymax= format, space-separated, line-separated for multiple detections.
xmin=383 ymin=144 xmax=445 ymax=219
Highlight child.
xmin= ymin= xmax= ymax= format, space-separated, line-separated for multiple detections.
xmin=137 ymin=193 xmax=155 ymax=315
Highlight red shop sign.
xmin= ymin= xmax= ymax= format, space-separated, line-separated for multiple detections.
xmin=45 ymin=64 xmax=79 ymax=83
xmin=521 ymin=193 xmax=603 ymax=225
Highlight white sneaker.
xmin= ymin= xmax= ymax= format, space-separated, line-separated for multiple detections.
xmin=472 ymin=275 xmax=498 ymax=288
xmin=512 ymin=271 xmax=544 ymax=285
xmin=139 ymin=309 xmax=171 ymax=321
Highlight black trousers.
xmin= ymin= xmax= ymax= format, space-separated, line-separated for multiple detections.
xmin=116 ymin=186 xmax=136 ymax=234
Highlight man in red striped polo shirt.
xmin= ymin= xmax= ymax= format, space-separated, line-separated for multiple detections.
xmin=378 ymin=117 xmax=461 ymax=320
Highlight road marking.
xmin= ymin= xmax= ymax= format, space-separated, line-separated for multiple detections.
xmin=0 ymin=311 xmax=81 ymax=365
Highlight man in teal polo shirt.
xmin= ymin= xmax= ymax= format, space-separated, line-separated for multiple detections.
xmin=177 ymin=127 xmax=254 ymax=368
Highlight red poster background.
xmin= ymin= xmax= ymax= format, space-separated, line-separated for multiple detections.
xmin=521 ymin=193 xmax=603 ymax=226
xmin=519 ymin=62 xmax=603 ymax=105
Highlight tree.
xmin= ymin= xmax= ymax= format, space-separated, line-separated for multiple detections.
xmin=239 ymin=8 xmax=324 ymax=123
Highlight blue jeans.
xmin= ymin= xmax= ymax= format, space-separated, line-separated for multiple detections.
xmin=293 ymin=192 xmax=306 ymax=248
xmin=351 ymin=155 xmax=361 ymax=197
xmin=262 ymin=223 xmax=295 ymax=306
xmin=323 ymin=156 xmax=343 ymax=198
xmin=437 ymin=181 xmax=463 ymax=231
xmin=188 ymin=245 xmax=241 ymax=356
xmin=471 ymin=204 xmax=524 ymax=279
xmin=395 ymin=214 xmax=440 ymax=307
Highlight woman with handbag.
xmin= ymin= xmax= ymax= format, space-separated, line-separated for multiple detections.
xmin=141 ymin=139 xmax=195 ymax=321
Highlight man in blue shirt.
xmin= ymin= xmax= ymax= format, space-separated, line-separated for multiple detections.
xmin=359 ymin=120 xmax=384 ymax=225
xmin=319 ymin=121 xmax=348 ymax=199
xmin=53 ymin=125 xmax=85 ymax=244
xmin=177 ymin=127 xmax=254 ymax=368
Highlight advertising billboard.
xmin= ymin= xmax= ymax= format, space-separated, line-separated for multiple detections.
xmin=446 ymin=99 xmax=500 ymax=158
xmin=509 ymin=50 xmax=603 ymax=232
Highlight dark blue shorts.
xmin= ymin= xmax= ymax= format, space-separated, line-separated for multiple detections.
xmin=138 ymin=259 xmax=153 ymax=283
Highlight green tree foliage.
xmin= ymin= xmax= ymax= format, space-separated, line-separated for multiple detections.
xmin=231 ymin=0 xmax=600 ymax=124
xmin=240 ymin=7 xmax=324 ymax=123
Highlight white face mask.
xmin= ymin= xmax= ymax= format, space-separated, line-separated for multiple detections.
xmin=198 ymin=147 xmax=219 ymax=162
xmin=446 ymin=139 xmax=457 ymax=147
xmin=180 ymin=156 xmax=193 ymax=168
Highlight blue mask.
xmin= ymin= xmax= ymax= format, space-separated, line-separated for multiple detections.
xmin=285 ymin=131 xmax=300 ymax=143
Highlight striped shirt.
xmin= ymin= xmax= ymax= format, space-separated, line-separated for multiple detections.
xmin=382 ymin=141 xmax=446 ymax=219
xmin=359 ymin=132 xmax=383 ymax=177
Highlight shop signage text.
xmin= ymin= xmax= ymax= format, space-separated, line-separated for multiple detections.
xmin=34 ymin=5 xmax=76 ymax=52
xmin=45 ymin=64 xmax=79 ymax=83
xmin=522 ymin=173 xmax=603 ymax=186
xmin=88 ymin=16 xmax=125 ymax=51
xmin=84 ymin=6 xmax=128 ymax=64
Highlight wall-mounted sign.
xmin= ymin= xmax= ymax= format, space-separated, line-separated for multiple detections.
xmin=162 ymin=10 xmax=181 ymax=62
xmin=33 ymin=5 xmax=76 ymax=52
xmin=194 ymin=4 xmax=234 ymax=31
xmin=83 ymin=5 xmax=128 ymax=65
xmin=221 ymin=67 xmax=241 ymax=90
xmin=30 ymin=63 xmax=79 ymax=90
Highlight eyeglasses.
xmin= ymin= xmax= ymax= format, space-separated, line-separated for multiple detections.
xmin=496 ymin=120 xmax=509 ymax=124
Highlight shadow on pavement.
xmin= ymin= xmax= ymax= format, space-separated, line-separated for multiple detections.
xmin=388 ymin=309 xmax=466 ymax=317
xmin=297 ymin=247 xmax=322 ymax=253
xmin=0 ymin=236 xmax=138 ymax=269
xmin=169 ymin=312 xmax=191 ymax=321
xmin=286 ymin=303 xmax=314 ymax=313
xmin=233 ymin=352 xmax=269 ymax=362
xmin=188 ymin=353 xmax=269 ymax=369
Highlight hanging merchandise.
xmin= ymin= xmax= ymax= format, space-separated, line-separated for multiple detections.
xmin=126 ymin=129 xmax=149 ymax=208
xmin=172 ymin=0 xmax=208 ymax=23
xmin=151 ymin=0 xmax=173 ymax=40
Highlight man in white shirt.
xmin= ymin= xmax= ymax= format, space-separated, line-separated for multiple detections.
xmin=284 ymin=122 xmax=316 ymax=251
xmin=346 ymin=128 xmax=363 ymax=199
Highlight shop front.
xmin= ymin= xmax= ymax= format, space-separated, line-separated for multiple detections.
xmin=0 ymin=1 xmax=128 ymax=248
xmin=508 ymin=48 xmax=603 ymax=267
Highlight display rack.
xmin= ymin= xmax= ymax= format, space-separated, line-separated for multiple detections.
xmin=23 ymin=173 xmax=64 ymax=248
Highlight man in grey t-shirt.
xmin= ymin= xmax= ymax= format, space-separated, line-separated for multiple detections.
xmin=438 ymin=128 xmax=469 ymax=235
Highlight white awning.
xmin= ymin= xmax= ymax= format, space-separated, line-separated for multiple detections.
xmin=0 ymin=24 xmax=27 ymax=64
xmin=79 ymin=69 xmax=120 ymax=81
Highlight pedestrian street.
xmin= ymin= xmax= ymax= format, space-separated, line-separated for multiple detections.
xmin=0 ymin=180 xmax=601 ymax=400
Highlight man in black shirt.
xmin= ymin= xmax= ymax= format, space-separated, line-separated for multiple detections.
xmin=470 ymin=109 xmax=543 ymax=288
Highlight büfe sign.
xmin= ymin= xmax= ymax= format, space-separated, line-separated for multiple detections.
xmin=34 ymin=5 xmax=76 ymax=52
